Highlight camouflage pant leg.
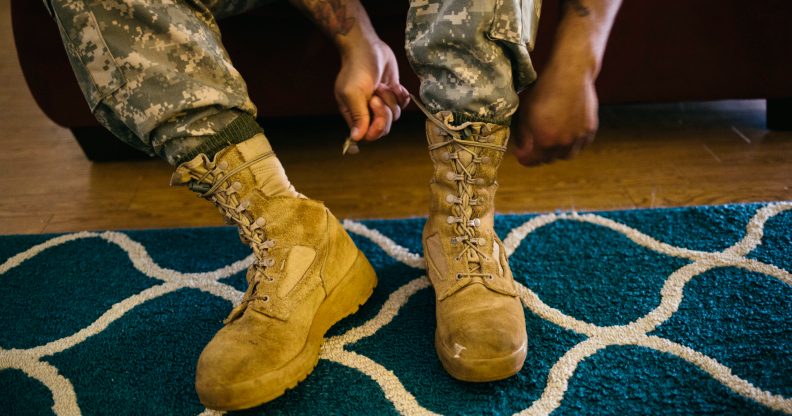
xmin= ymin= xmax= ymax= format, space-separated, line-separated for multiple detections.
xmin=48 ymin=0 xmax=273 ymax=165
xmin=405 ymin=0 xmax=540 ymax=125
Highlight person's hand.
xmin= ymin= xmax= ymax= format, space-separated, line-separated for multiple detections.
xmin=512 ymin=62 xmax=599 ymax=166
xmin=335 ymin=39 xmax=410 ymax=141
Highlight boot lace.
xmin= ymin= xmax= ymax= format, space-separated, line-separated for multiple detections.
xmin=412 ymin=95 xmax=507 ymax=276
xmin=188 ymin=152 xmax=279 ymax=320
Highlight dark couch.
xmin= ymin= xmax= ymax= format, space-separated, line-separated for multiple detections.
xmin=12 ymin=0 xmax=792 ymax=160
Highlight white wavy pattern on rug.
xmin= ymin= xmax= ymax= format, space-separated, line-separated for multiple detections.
xmin=0 ymin=203 xmax=790 ymax=416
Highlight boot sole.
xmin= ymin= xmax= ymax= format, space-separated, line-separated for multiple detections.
xmin=198 ymin=249 xmax=378 ymax=410
xmin=435 ymin=332 xmax=527 ymax=382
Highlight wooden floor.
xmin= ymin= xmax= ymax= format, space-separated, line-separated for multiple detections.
xmin=1 ymin=1 xmax=790 ymax=235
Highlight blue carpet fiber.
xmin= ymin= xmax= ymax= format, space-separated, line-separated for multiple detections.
xmin=0 ymin=202 xmax=790 ymax=415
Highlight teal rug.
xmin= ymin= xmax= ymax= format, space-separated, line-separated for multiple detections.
xmin=1 ymin=202 xmax=790 ymax=415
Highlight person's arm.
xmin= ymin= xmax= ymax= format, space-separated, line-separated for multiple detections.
xmin=289 ymin=0 xmax=409 ymax=141
xmin=289 ymin=0 xmax=370 ymax=50
xmin=512 ymin=0 xmax=622 ymax=166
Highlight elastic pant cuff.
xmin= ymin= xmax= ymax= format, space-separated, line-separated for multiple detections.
xmin=448 ymin=112 xmax=511 ymax=127
xmin=173 ymin=113 xmax=263 ymax=165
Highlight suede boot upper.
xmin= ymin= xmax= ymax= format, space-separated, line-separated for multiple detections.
xmin=422 ymin=112 xmax=527 ymax=380
xmin=172 ymin=135 xmax=374 ymax=409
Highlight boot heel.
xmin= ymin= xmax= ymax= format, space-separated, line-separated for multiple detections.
xmin=199 ymin=250 xmax=377 ymax=410
xmin=316 ymin=250 xmax=378 ymax=332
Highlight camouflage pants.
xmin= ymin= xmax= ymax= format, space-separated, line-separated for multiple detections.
xmin=406 ymin=0 xmax=539 ymax=125
xmin=48 ymin=0 xmax=538 ymax=165
xmin=48 ymin=0 xmax=271 ymax=165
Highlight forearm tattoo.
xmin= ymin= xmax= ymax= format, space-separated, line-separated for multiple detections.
xmin=564 ymin=0 xmax=591 ymax=17
xmin=293 ymin=0 xmax=356 ymax=36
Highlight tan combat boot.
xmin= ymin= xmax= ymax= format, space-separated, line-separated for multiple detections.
xmin=421 ymin=112 xmax=527 ymax=382
xmin=171 ymin=135 xmax=377 ymax=410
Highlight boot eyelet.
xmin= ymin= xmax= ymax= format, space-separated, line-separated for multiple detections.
xmin=262 ymin=295 xmax=270 ymax=302
xmin=455 ymin=273 xmax=463 ymax=280
xmin=235 ymin=200 xmax=251 ymax=213
xmin=486 ymin=275 xmax=494 ymax=280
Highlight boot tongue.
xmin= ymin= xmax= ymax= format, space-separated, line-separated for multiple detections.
xmin=170 ymin=153 xmax=213 ymax=186
xmin=458 ymin=146 xmax=475 ymax=166
xmin=234 ymin=134 xmax=274 ymax=187
xmin=235 ymin=135 xmax=303 ymax=198
xmin=169 ymin=134 xmax=271 ymax=189
xmin=454 ymin=140 xmax=483 ymax=269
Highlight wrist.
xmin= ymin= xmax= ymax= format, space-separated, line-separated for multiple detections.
xmin=338 ymin=31 xmax=382 ymax=63
xmin=289 ymin=0 xmax=380 ymax=57
xmin=337 ymin=33 xmax=373 ymax=57
xmin=547 ymin=26 xmax=602 ymax=80
xmin=549 ymin=0 xmax=623 ymax=80
xmin=546 ymin=45 xmax=598 ymax=84
xmin=333 ymin=14 xmax=379 ymax=56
